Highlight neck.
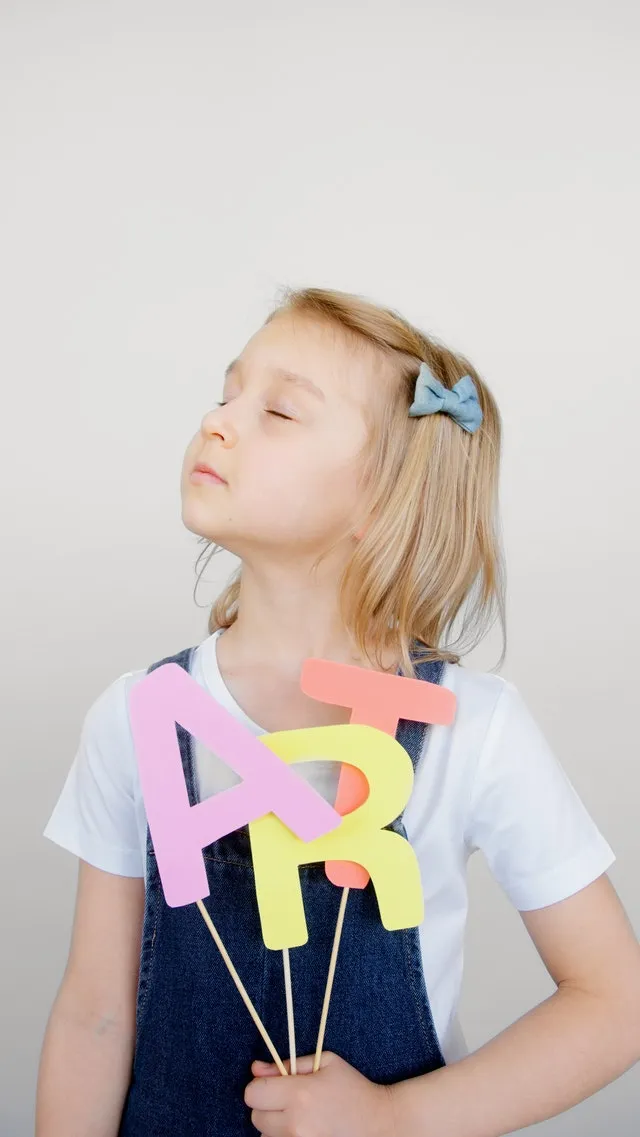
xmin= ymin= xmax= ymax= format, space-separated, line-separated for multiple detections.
xmin=215 ymin=543 xmax=400 ymax=675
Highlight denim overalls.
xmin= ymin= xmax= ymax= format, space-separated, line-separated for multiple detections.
xmin=119 ymin=644 xmax=447 ymax=1136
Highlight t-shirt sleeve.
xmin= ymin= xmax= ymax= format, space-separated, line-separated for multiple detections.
xmin=43 ymin=673 xmax=145 ymax=877
xmin=464 ymin=679 xmax=616 ymax=910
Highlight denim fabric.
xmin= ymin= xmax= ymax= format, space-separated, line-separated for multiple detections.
xmin=119 ymin=644 xmax=447 ymax=1136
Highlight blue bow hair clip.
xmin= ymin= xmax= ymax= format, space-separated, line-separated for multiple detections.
xmin=408 ymin=361 xmax=483 ymax=434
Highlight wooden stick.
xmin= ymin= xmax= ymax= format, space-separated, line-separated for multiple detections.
xmin=282 ymin=948 xmax=297 ymax=1075
xmin=196 ymin=899 xmax=288 ymax=1076
xmin=313 ymin=886 xmax=350 ymax=1072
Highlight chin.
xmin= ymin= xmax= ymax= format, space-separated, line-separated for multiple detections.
xmin=180 ymin=499 xmax=217 ymax=539
xmin=179 ymin=505 xmax=235 ymax=551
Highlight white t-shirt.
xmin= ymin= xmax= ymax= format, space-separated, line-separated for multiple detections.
xmin=44 ymin=630 xmax=616 ymax=1064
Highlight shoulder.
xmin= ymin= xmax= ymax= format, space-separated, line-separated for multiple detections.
xmin=439 ymin=661 xmax=563 ymax=760
xmin=440 ymin=659 xmax=511 ymax=736
xmin=44 ymin=665 xmax=154 ymax=875
xmin=439 ymin=661 xmax=563 ymax=790
xmin=81 ymin=667 xmax=147 ymax=745
xmin=82 ymin=643 xmax=199 ymax=742
xmin=414 ymin=661 xmax=537 ymax=818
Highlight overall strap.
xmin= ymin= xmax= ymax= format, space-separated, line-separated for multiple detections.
xmin=147 ymin=645 xmax=194 ymax=674
xmin=145 ymin=644 xmax=198 ymax=807
xmin=395 ymin=655 xmax=447 ymax=771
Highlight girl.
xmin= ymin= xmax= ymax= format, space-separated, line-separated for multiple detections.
xmin=37 ymin=287 xmax=640 ymax=1137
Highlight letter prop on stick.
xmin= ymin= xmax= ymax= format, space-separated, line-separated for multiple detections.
xmin=248 ymin=723 xmax=423 ymax=949
xmin=247 ymin=717 xmax=443 ymax=1068
xmin=299 ymin=659 xmax=457 ymax=1067
xmin=128 ymin=662 xmax=341 ymax=1075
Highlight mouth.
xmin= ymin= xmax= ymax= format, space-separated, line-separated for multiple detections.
xmin=190 ymin=462 xmax=227 ymax=486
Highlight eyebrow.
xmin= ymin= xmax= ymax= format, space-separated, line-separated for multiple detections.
xmin=224 ymin=359 xmax=326 ymax=402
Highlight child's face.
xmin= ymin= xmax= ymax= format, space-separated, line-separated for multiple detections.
xmin=180 ymin=312 xmax=380 ymax=563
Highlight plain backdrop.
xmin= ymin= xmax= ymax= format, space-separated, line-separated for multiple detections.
xmin=1 ymin=1 xmax=638 ymax=1133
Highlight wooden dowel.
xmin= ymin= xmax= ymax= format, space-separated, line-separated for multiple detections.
xmin=196 ymin=899 xmax=288 ymax=1076
xmin=282 ymin=948 xmax=297 ymax=1075
xmin=313 ymin=886 xmax=350 ymax=1072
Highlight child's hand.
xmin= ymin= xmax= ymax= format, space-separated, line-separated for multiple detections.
xmin=244 ymin=1051 xmax=396 ymax=1136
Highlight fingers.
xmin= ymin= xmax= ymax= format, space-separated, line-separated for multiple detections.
xmin=245 ymin=1074 xmax=291 ymax=1111
xmin=252 ymin=1060 xmax=282 ymax=1079
xmin=287 ymin=1054 xmax=316 ymax=1075
xmin=250 ymin=1109 xmax=286 ymax=1136
xmin=251 ymin=1051 xmax=335 ymax=1079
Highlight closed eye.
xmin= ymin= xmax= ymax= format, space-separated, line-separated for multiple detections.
xmin=214 ymin=399 xmax=294 ymax=421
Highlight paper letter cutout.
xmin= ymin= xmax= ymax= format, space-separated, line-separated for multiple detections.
xmin=129 ymin=663 xmax=341 ymax=907
xmin=300 ymin=658 xmax=457 ymax=887
xmin=248 ymin=723 xmax=423 ymax=950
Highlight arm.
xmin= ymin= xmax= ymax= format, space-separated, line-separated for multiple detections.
xmin=245 ymin=874 xmax=640 ymax=1137
xmin=36 ymin=861 xmax=145 ymax=1137
xmin=392 ymin=872 xmax=640 ymax=1136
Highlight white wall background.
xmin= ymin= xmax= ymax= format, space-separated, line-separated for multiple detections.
xmin=1 ymin=1 xmax=638 ymax=1133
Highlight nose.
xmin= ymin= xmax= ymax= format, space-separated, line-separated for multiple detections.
xmin=200 ymin=405 xmax=237 ymax=448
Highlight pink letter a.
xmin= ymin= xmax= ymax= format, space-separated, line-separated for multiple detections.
xmin=129 ymin=663 xmax=341 ymax=907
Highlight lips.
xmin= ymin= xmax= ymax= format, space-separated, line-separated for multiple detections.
xmin=191 ymin=462 xmax=227 ymax=485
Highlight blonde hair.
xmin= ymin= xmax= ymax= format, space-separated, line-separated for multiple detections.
xmin=196 ymin=286 xmax=506 ymax=678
